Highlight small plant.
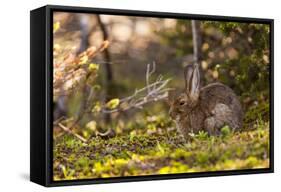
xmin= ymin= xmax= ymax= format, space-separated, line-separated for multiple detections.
xmin=221 ymin=125 xmax=231 ymax=137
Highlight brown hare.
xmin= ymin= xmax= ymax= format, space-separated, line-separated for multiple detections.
xmin=168 ymin=64 xmax=243 ymax=139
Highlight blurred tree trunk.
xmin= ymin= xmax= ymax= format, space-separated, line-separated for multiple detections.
xmin=78 ymin=15 xmax=91 ymax=123
xmin=191 ymin=20 xmax=204 ymax=84
xmin=78 ymin=14 xmax=90 ymax=53
xmin=96 ymin=15 xmax=113 ymax=123
xmin=96 ymin=15 xmax=113 ymax=82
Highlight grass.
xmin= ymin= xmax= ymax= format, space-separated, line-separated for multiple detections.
xmin=53 ymin=118 xmax=270 ymax=181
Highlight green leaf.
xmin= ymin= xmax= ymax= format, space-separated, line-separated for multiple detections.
xmin=53 ymin=21 xmax=60 ymax=33
xmin=106 ymin=98 xmax=120 ymax=109
xmin=92 ymin=102 xmax=101 ymax=113
xmin=86 ymin=120 xmax=97 ymax=131
xmin=88 ymin=63 xmax=99 ymax=71
xmin=79 ymin=55 xmax=88 ymax=65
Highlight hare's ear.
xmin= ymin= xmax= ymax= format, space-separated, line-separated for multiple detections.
xmin=184 ymin=64 xmax=200 ymax=102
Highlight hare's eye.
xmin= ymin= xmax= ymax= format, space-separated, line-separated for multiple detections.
xmin=179 ymin=101 xmax=185 ymax=106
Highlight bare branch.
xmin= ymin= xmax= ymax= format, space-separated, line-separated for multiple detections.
xmin=101 ymin=63 xmax=172 ymax=114
xmin=146 ymin=62 xmax=156 ymax=94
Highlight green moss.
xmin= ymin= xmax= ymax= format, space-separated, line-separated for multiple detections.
xmin=53 ymin=119 xmax=270 ymax=181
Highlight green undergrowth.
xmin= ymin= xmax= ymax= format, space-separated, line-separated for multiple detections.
xmin=53 ymin=119 xmax=269 ymax=181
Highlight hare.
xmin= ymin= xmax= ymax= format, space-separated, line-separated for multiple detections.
xmin=168 ymin=64 xmax=243 ymax=138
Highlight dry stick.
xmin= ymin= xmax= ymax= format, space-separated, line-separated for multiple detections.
xmin=191 ymin=20 xmax=198 ymax=65
xmin=191 ymin=20 xmax=205 ymax=85
xmin=146 ymin=62 xmax=156 ymax=94
xmin=191 ymin=20 xmax=202 ymax=66
xmin=58 ymin=123 xmax=87 ymax=143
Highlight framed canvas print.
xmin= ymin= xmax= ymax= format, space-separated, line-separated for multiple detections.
xmin=30 ymin=5 xmax=274 ymax=187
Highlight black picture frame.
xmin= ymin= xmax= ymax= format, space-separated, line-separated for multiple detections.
xmin=30 ymin=4 xmax=274 ymax=187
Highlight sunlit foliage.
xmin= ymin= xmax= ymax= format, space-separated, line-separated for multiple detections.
xmin=52 ymin=13 xmax=271 ymax=181
xmin=53 ymin=117 xmax=269 ymax=180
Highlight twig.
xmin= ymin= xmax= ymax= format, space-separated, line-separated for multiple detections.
xmin=58 ymin=123 xmax=87 ymax=143
xmin=146 ymin=62 xmax=156 ymax=94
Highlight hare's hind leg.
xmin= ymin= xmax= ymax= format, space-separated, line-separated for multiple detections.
xmin=204 ymin=116 xmax=220 ymax=135
xmin=212 ymin=103 xmax=237 ymax=131
xmin=205 ymin=103 xmax=237 ymax=135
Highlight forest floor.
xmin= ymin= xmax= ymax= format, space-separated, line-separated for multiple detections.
xmin=53 ymin=118 xmax=270 ymax=181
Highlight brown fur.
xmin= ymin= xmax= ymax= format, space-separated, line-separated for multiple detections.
xmin=169 ymin=65 xmax=243 ymax=139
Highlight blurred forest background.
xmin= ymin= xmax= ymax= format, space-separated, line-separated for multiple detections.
xmin=52 ymin=12 xmax=270 ymax=180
